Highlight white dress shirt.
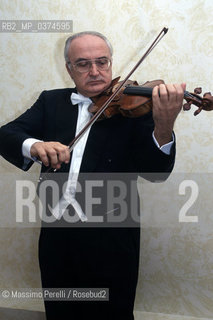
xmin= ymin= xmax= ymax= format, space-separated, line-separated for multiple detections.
xmin=22 ymin=92 xmax=174 ymax=221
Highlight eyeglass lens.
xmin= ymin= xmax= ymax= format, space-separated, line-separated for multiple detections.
xmin=75 ymin=58 xmax=111 ymax=72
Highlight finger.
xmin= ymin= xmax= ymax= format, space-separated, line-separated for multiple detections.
xmin=45 ymin=147 xmax=60 ymax=168
xmin=152 ymin=85 xmax=160 ymax=107
xmin=55 ymin=145 xmax=70 ymax=164
xmin=64 ymin=146 xmax=70 ymax=163
xmin=33 ymin=144 xmax=59 ymax=168
xmin=164 ymin=84 xmax=178 ymax=104
xmin=31 ymin=142 xmax=70 ymax=168
xmin=181 ymin=82 xmax=186 ymax=91
xmin=46 ymin=143 xmax=69 ymax=169
xmin=158 ymin=84 xmax=171 ymax=105
xmin=173 ymin=83 xmax=185 ymax=105
xmin=30 ymin=142 xmax=51 ymax=167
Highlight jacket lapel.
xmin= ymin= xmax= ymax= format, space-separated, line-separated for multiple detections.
xmin=55 ymin=88 xmax=78 ymax=146
xmin=54 ymin=88 xmax=78 ymax=173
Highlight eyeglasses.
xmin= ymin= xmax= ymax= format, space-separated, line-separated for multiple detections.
xmin=68 ymin=57 xmax=112 ymax=73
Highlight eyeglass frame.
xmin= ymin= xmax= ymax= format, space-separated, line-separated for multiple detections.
xmin=67 ymin=57 xmax=112 ymax=73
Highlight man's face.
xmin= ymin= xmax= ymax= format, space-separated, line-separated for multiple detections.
xmin=66 ymin=35 xmax=112 ymax=97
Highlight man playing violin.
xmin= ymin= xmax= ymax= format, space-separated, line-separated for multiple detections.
xmin=0 ymin=31 xmax=186 ymax=320
xmin=30 ymin=32 xmax=185 ymax=166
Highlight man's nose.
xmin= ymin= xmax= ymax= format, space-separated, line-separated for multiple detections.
xmin=89 ymin=62 xmax=99 ymax=76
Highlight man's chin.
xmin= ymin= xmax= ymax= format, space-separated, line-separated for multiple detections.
xmin=87 ymin=83 xmax=110 ymax=97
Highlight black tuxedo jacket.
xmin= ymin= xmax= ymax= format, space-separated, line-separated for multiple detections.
xmin=0 ymin=88 xmax=175 ymax=177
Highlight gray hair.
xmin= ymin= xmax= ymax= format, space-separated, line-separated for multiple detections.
xmin=64 ymin=31 xmax=113 ymax=63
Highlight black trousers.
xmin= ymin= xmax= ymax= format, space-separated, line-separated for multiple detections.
xmin=39 ymin=225 xmax=140 ymax=320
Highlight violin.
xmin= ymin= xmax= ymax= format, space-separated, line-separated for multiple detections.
xmin=89 ymin=76 xmax=213 ymax=119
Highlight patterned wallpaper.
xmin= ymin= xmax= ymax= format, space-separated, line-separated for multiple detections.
xmin=0 ymin=0 xmax=213 ymax=318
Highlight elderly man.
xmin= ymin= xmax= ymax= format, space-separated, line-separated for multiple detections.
xmin=0 ymin=31 xmax=185 ymax=319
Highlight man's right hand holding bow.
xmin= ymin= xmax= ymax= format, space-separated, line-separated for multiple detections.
xmin=30 ymin=141 xmax=70 ymax=170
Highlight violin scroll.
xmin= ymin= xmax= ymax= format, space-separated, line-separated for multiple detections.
xmin=183 ymin=88 xmax=213 ymax=116
xmin=89 ymin=76 xmax=213 ymax=120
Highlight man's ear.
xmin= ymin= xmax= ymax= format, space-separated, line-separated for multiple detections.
xmin=65 ymin=63 xmax=73 ymax=79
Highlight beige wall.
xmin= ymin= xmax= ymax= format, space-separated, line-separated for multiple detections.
xmin=0 ymin=0 xmax=213 ymax=318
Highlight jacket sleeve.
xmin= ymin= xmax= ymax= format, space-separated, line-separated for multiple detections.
xmin=0 ymin=91 xmax=46 ymax=170
xmin=130 ymin=111 xmax=176 ymax=180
